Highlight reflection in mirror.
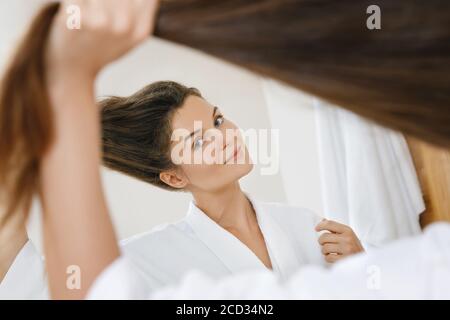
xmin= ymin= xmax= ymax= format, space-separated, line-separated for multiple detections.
xmin=0 ymin=0 xmax=449 ymax=300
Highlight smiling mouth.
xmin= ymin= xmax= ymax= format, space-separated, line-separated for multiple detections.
xmin=225 ymin=145 xmax=242 ymax=164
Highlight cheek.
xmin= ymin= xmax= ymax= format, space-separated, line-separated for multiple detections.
xmin=181 ymin=163 xmax=227 ymax=188
xmin=181 ymin=160 xmax=253 ymax=191
xmin=182 ymin=163 xmax=212 ymax=180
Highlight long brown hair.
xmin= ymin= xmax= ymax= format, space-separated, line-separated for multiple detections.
xmin=0 ymin=3 xmax=59 ymax=225
xmin=101 ymin=81 xmax=201 ymax=190
xmin=0 ymin=0 xmax=449 ymax=225
xmin=154 ymin=0 xmax=450 ymax=147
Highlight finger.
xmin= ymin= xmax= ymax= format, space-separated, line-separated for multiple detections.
xmin=315 ymin=219 xmax=349 ymax=234
xmin=321 ymin=243 xmax=343 ymax=255
xmin=110 ymin=0 xmax=134 ymax=32
xmin=324 ymin=253 xmax=341 ymax=263
xmin=318 ymin=232 xmax=341 ymax=245
xmin=132 ymin=0 xmax=160 ymax=40
xmin=82 ymin=0 xmax=110 ymax=30
xmin=59 ymin=0 xmax=85 ymax=25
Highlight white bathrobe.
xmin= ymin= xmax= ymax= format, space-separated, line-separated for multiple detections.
xmin=0 ymin=241 xmax=48 ymax=300
xmin=88 ymin=222 xmax=450 ymax=300
xmin=120 ymin=196 xmax=326 ymax=290
xmin=0 ymin=196 xmax=326 ymax=299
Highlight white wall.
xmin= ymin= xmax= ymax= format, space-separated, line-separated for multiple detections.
xmin=262 ymin=79 xmax=323 ymax=214
xmin=0 ymin=1 xmax=323 ymax=252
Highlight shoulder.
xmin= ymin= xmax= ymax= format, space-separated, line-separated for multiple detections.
xmin=0 ymin=241 xmax=48 ymax=299
xmin=256 ymin=201 xmax=323 ymax=239
xmin=119 ymin=219 xmax=195 ymax=251
xmin=258 ymin=201 xmax=322 ymax=225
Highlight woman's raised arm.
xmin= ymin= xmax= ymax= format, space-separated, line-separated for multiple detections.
xmin=39 ymin=0 xmax=159 ymax=299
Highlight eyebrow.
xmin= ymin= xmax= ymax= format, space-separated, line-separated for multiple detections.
xmin=184 ymin=106 xmax=219 ymax=142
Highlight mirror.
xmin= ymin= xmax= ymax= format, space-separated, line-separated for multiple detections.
xmin=1 ymin=0 xmax=447 ymax=300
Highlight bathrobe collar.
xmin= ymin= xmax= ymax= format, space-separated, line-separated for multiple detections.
xmin=185 ymin=194 xmax=299 ymax=278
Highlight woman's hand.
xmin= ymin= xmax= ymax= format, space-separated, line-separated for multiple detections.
xmin=47 ymin=0 xmax=159 ymax=83
xmin=40 ymin=0 xmax=159 ymax=299
xmin=315 ymin=219 xmax=365 ymax=263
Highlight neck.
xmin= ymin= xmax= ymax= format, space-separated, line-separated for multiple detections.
xmin=191 ymin=182 xmax=257 ymax=232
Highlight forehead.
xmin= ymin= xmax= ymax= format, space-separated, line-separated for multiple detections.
xmin=171 ymin=95 xmax=215 ymax=132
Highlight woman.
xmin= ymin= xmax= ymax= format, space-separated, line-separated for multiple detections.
xmin=102 ymin=80 xmax=367 ymax=288
xmin=1 ymin=80 xmax=366 ymax=298
xmin=0 ymin=0 xmax=449 ymax=299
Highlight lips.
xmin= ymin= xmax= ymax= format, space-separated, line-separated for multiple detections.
xmin=225 ymin=145 xmax=241 ymax=164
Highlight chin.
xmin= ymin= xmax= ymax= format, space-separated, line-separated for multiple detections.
xmin=231 ymin=162 xmax=254 ymax=180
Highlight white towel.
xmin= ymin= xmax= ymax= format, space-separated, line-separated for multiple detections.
xmin=314 ymin=99 xmax=425 ymax=246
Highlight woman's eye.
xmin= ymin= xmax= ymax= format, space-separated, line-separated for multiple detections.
xmin=193 ymin=137 xmax=204 ymax=150
xmin=214 ymin=115 xmax=224 ymax=127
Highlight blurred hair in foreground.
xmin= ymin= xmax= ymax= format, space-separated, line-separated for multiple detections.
xmin=0 ymin=0 xmax=449 ymax=225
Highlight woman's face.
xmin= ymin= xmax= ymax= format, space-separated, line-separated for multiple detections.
xmin=161 ymin=95 xmax=253 ymax=193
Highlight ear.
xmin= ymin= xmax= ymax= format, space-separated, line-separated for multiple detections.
xmin=159 ymin=169 xmax=188 ymax=189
